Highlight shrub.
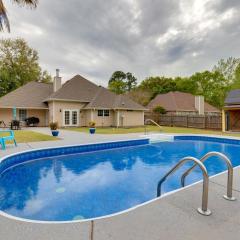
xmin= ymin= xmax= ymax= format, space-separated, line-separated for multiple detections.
xmin=153 ymin=105 xmax=167 ymax=114
xmin=49 ymin=122 xmax=58 ymax=130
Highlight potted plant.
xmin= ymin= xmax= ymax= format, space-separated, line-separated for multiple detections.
xmin=50 ymin=122 xmax=59 ymax=137
xmin=89 ymin=121 xmax=96 ymax=134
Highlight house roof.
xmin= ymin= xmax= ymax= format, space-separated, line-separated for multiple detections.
xmin=147 ymin=91 xmax=219 ymax=112
xmin=84 ymin=87 xmax=146 ymax=110
xmin=0 ymin=81 xmax=53 ymax=109
xmin=46 ymin=75 xmax=100 ymax=102
xmin=0 ymin=74 xmax=146 ymax=111
xmin=225 ymin=89 xmax=240 ymax=105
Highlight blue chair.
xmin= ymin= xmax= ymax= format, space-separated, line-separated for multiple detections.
xmin=0 ymin=130 xmax=17 ymax=150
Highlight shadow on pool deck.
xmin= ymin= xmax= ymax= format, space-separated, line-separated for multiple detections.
xmin=0 ymin=167 xmax=240 ymax=240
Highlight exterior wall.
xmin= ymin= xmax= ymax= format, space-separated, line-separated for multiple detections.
xmin=0 ymin=108 xmax=48 ymax=127
xmin=0 ymin=109 xmax=12 ymax=125
xmin=1 ymin=104 xmax=145 ymax=128
xmin=48 ymin=101 xmax=86 ymax=127
xmin=26 ymin=109 xmax=47 ymax=127
xmin=86 ymin=110 xmax=115 ymax=127
xmin=118 ymin=110 xmax=144 ymax=127
xmin=83 ymin=109 xmax=144 ymax=127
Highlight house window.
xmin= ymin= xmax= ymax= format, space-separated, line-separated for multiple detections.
xmin=19 ymin=109 xmax=27 ymax=121
xmin=98 ymin=110 xmax=103 ymax=116
xmin=104 ymin=110 xmax=110 ymax=116
xmin=98 ymin=110 xmax=110 ymax=117
xmin=64 ymin=111 xmax=70 ymax=125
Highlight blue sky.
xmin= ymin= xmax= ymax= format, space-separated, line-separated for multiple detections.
xmin=2 ymin=0 xmax=240 ymax=85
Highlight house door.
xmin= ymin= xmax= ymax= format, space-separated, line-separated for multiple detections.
xmin=64 ymin=110 xmax=79 ymax=126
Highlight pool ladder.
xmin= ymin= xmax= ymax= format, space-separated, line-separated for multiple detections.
xmin=144 ymin=119 xmax=163 ymax=135
xmin=157 ymin=152 xmax=236 ymax=216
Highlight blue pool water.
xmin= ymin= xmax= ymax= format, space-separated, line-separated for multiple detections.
xmin=0 ymin=139 xmax=240 ymax=221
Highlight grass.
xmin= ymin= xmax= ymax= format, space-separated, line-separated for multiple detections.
xmin=0 ymin=130 xmax=57 ymax=143
xmin=66 ymin=126 xmax=240 ymax=137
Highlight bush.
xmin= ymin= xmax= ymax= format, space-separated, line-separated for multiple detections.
xmin=153 ymin=105 xmax=167 ymax=114
xmin=25 ymin=117 xmax=40 ymax=126
xmin=49 ymin=122 xmax=58 ymax=130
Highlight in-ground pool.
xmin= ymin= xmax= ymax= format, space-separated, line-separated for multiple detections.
xmin=0 ymin=137 xmax=240 ymax=222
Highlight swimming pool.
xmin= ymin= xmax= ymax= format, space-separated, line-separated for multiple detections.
xmin=0 ymin=136 xmax=239 ymax=222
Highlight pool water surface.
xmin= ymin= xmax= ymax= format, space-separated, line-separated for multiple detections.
xmin=0 ymin=139 xmax=239 ymax=221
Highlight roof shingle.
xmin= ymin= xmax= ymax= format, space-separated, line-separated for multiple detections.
xmin=0 ymin=81 xmax=53 ymax=109
xmin=46 ymin=75 xmax=100 ymax=102
xmin=148 ymin=91 xmax=219 ymax=112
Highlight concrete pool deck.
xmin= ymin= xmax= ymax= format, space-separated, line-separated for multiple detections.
xmin=0 ymin=130 xmax=240 ymax=240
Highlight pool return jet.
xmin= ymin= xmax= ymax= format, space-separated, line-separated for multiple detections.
xmin=157 ymin=152 xmax=236 ymax=216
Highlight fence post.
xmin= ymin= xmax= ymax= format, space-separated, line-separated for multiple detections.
xmin=186 ymin=116 xmax=189 ymax=128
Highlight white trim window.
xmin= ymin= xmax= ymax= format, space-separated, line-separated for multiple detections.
xmin=19 ymin=109 xmax=27 ymax=121
xmin=63 ymin=110 xmax=79 ymax=126
xmin=98 ymin=110 xmax=110 ymax=117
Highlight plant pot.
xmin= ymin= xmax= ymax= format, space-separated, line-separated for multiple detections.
xmin=89 ymin=128 xmax=96 ymax=134
xmin=51 ymin=130 xmax=59 ymax=137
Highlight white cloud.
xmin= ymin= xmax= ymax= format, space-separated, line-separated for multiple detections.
xmin=1 ymin=0 xmax=240 ymax=83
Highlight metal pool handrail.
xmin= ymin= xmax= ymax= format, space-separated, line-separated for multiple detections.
xmin=157 ymin=157 xmax=211 ymax=216
xmin=144 ymin=119 xmax=162 ymax=135
xmin=181 ymin=152 xmax=236 ymax=201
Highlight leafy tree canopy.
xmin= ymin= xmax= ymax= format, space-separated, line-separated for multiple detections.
xmin=139 ymin=76 xmax=176 ymax=97
xmin=0 ymin=38 xmax=51 ymax=97
xmin=108 ymin=71 xmax=137 ymax=94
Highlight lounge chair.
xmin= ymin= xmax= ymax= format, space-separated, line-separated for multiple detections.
xmin=0 ymin=130 xmax=17 ymax=150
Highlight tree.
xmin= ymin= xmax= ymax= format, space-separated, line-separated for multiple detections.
xmin=126 ymin=88 xmax=152 ymax=106
xmin=0 ymin=0 xmax=38 ymax=32
xmin=0 ymin=38 xmax=51 ymax=97
xmin=189 ymin=71 xmax=227 ymax=108
xmin=213 ymin=57 xmax=240 ymax=84
xmin=108 ymin=71 xmax=137 ymax=94
xmin=126 ymin=72 xmax=137 ymax=91
xmin=139 ymin=76 xmax=176 ymax=97
xmin=174 ymin=76 xmax=198 ymax=94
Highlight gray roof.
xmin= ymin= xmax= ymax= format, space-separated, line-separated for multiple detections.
xmin=148 ymin=91 xmax=220 ymax=112
xmin=0 ymin=81 xmax=53 ymax=109
xmin=225 ymin=89 xmax=240 ymax=105
xmin=46 ymin=75 xmax=100 ymax=102
xmin=0 ymin=74 xmax=146 ymax=111
xmin=84 ymin=87 xmax=146 ymax=110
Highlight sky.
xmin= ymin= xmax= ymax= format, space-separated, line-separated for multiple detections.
xmin=2 ymin=0 xmax=240 ymax=86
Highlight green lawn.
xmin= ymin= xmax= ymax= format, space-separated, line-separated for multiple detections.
xmin=0 ymin=130 xmax=57 ymax=143
xmin=66 ymin=126 xmax=240 ymax=137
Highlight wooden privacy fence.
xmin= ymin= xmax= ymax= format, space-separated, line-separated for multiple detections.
xmin=145 ymin=113 xmax=222 ymax=130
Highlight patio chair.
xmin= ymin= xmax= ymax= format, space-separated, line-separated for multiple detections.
xmin=10 ymin=120 xmax=21 ymax=130
xmin=0 ymin=130 xmax=17 ymax=150
xmin=0 ymin=121 xmax=7 ymax=128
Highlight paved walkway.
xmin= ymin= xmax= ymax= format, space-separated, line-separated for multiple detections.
xmin=0 ymin=128 xmax=146 ymax=158
xmin=0 ymin=129 xmax=240 ymax=240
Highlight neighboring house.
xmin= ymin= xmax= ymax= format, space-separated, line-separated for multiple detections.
xmin=222 ymin=89 xmax=240 ymax=132
xmin=0 ymin=70 xmax=146 ymax=127
xmin=147 ymin=91 xmax=220 ymax=116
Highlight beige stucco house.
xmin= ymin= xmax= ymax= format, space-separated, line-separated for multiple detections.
xmin=0 ymin=71 xmax=146 ymax=127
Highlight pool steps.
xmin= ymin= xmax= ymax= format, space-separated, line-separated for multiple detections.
xmin=157 ymin=151 xmax=236 ymax=216
xmin=144 ymin=134 xmax=174 ymax=143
